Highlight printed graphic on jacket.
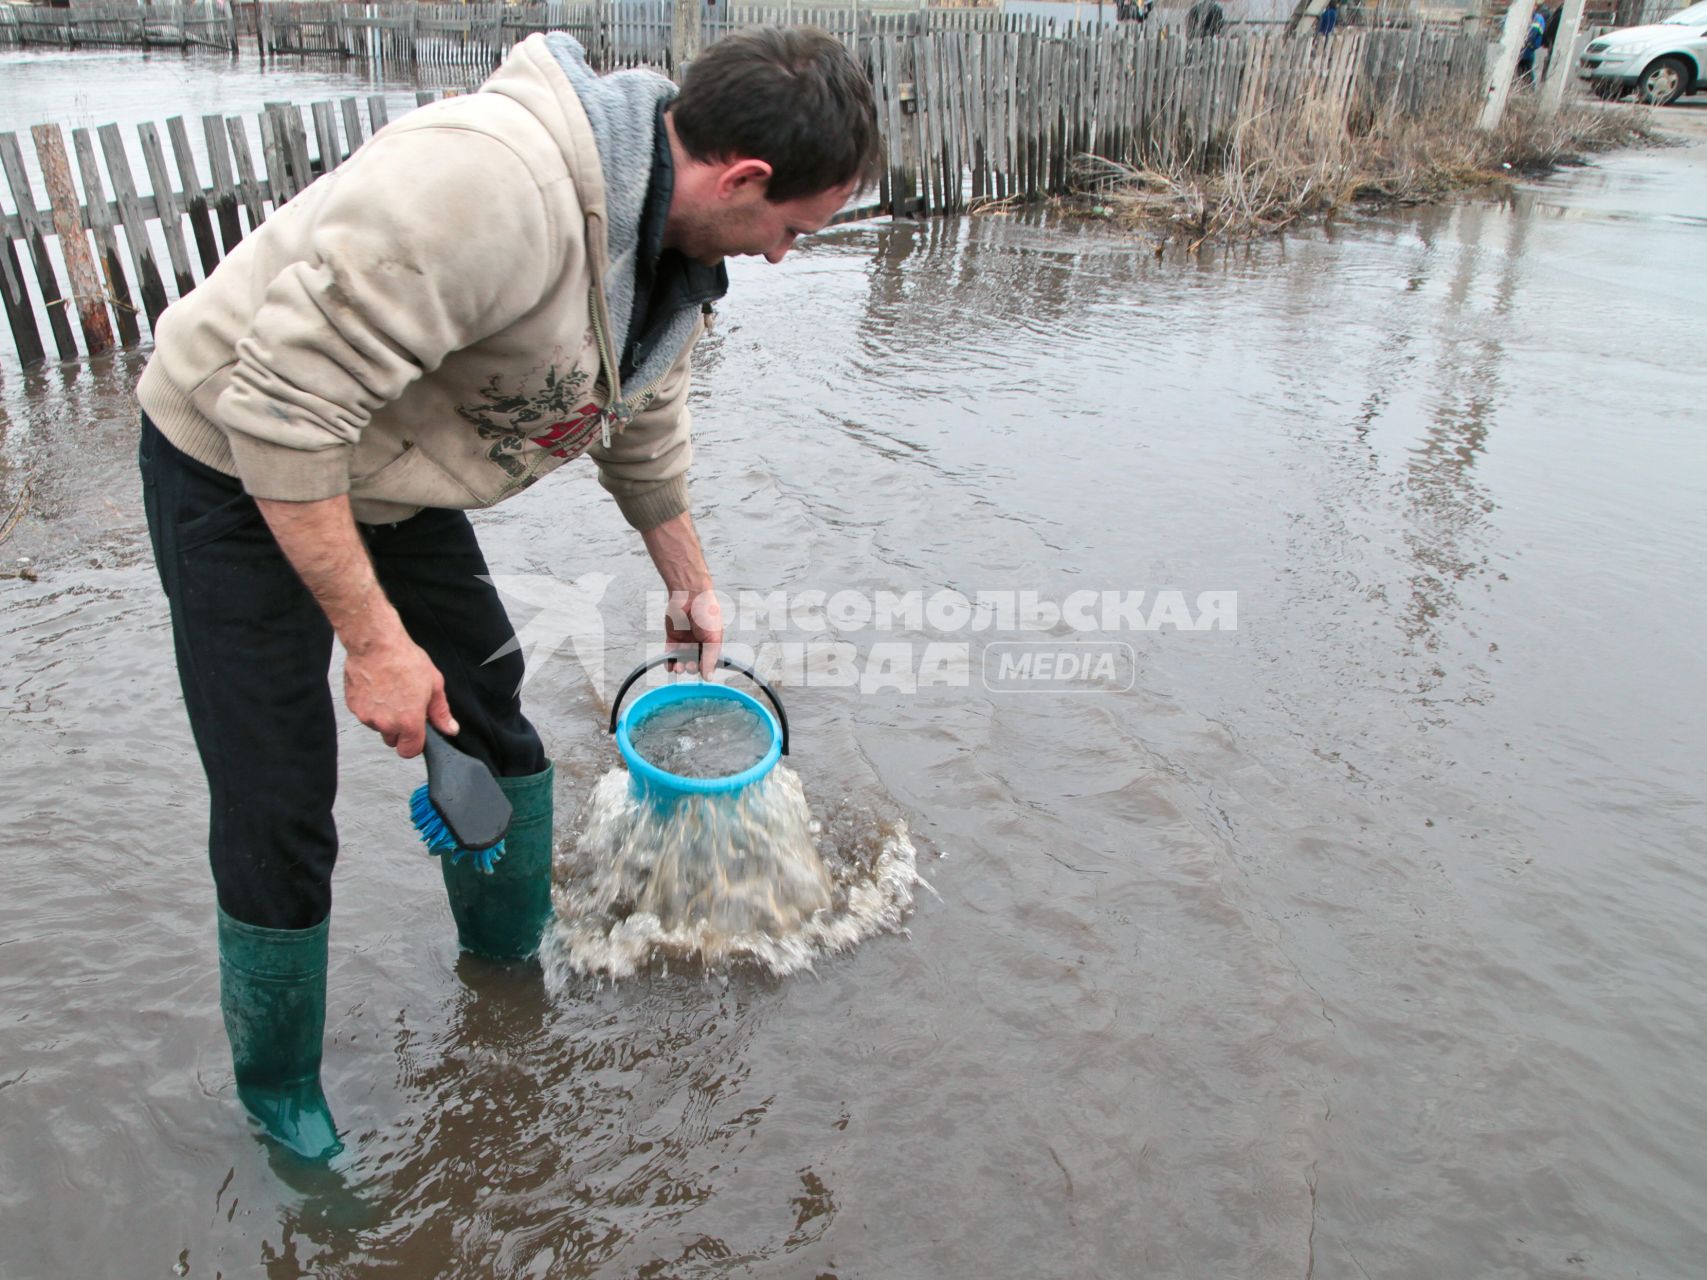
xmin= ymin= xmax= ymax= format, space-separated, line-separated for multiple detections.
xmin=457 ymin=358 xmax=602 ymax=479
xmin=456 ymin=351 xmax=662 ymax=482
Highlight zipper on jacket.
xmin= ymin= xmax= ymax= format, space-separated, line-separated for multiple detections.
xmin=587 ymin=284 xmax=621 ymax=448
xmin=587 ymin=283 xmax=691 ymax=446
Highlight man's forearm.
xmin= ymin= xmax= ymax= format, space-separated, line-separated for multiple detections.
xmin=254 ymin=494 xmax=404 ymax=654
xmin=640 ymin=510 xmax=713 ymax=595
xmin=253 ymin=494 xmax=453 ymax=753
xmin=641 ymin=509 xmax=722 ymax=671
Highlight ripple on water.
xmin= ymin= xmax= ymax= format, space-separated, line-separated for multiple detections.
xmin=542 ymin=767 xmax=924 ymax=984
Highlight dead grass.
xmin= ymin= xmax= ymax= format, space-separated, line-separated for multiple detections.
xmin=0 ymin=477 xmax=31 ymax=548
xmin=1068 ymin=89 xmax=1661 ymax=249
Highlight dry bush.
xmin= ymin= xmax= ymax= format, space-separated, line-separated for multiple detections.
xmin=1071 ymin=82 xmax=1658 ymax=247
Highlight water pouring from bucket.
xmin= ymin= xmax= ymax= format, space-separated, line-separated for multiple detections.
xmin=598 ymin=656 xmax=833 ymax=937
xmin=541 ymin=656 xmax=926 ymax=983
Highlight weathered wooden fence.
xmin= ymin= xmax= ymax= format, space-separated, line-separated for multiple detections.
xmin=243 ymin=2 xmax=1063 ymax=74
xmin=245 ymin=1 xmax=1048 ymax=73
xmin=0 ymin=91 xmax=443 ymax=367
xmin=0 ymin=3 xmax=241 ymax=52
xmin=0 ymin=26 xmax=1487 ymax=368
xmin=0 ymin=1 xmax=1089 ymax=66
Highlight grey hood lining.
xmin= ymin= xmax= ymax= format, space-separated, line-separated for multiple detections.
xmin=543 ymin=34 xmax=703 ymax=403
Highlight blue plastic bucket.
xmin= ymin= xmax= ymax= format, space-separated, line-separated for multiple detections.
xmin=609 ymin=656 xmax=790 ymax=811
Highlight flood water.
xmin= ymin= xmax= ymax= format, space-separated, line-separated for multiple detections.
xmin=4 ymin=47 xmax=1707 ymax=1279
xmin=0 ymin=48 xmax=466 ymax=138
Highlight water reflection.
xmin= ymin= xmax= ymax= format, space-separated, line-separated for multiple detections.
xmin=243 ymin=961 xmax=795 ymax=1274
xmin=1393 ymin=201 xmax=1528 ymax=686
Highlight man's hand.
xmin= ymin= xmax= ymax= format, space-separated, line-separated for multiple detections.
xmin=641 ymin=510 xmax=722 ymax=675
xmin=255 ymin=494 xmax=458 ymax=757
xmin=343 ymin=630 xmax=459 ymax=757
xmin=664 ymin=586 xmax=724 ymax=675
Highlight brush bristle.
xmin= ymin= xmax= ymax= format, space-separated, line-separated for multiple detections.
xmin=410 ymin=784 xmax=505 ymax=874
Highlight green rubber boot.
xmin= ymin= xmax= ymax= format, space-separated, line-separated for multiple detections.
xmin=440 ymin=763 xmax=555 ymax=961
xmin=216 ymin=908 xmax=343 ymax=1161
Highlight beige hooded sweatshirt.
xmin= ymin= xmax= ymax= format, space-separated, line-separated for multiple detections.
xmin=135 ymin=34 xmax=701 ymax=530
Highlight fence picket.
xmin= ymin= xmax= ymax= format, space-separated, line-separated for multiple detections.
xmin=138 ymin=122 xmax=198 ymax=299
xmin=169 ymin=116 xmax=221 ymax=275
xmin=0 ymin=220 xmax=44 ymax=366
xmin=340 ymin=97 xmax=366 ymax=151
xmin=71 ymin=126 xmax=141 ymax=347
xmin=258 ymin=109 xmax=291 ymax=206
xmin=226 ymin=116 xmax=268 ymax=228
xmin=0 ymin=132 xmax=77 ymax=359
xmin=312 ymin=101 xmax=343 ymax=171
xmin=95 ymin=123 xmax=169 ymax=331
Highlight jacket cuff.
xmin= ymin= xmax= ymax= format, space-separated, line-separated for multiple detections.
xmin=612 ymin=476 xmax=689 ymax=531
xmin=226 ymin=431 xmax=353 ymax=502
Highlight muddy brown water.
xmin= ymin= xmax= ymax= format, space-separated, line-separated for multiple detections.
xmin=4 ymin=53 xmax=1707 ymax=1280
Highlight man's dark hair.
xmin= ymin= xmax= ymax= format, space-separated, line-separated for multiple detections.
xmin=672 ymin=27 xmax=882 ymax=203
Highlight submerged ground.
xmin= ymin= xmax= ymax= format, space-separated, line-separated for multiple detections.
xmin=2 ymin=50 xmax=1705 ymax=1278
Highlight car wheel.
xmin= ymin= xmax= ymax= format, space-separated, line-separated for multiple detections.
xmin=1636 ymin=57 xmax=1689 ymax=106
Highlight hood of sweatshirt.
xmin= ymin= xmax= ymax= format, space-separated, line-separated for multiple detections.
xmin=480 ymin=35 xmax=701 ymax=408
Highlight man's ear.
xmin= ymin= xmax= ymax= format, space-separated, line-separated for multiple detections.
xmin=715 ymin=158 xmax=773 ymax=200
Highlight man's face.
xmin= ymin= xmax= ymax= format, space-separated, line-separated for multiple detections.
xmin=691 ymin=176 xmax=859 ymax=267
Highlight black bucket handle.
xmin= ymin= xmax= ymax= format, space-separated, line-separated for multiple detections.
xmin=607 ymin=653 xmax=790 ymax=756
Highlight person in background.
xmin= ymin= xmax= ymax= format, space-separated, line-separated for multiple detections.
xmin=1517 ymin=2 xmax=1548 ymax=85
xmin=1186 ymin=0 xmax=1226 ymax=39
xmin=1317 ymin=0 xmax=1340 ymax=38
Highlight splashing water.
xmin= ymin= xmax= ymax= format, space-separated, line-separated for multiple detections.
xmin=542 ymin=766 xmax=924 ymax=983
xmin=626 ymin=696 xmax=774 ymax=778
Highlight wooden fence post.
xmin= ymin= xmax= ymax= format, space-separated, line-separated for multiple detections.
xmin=31 ymin=124 xmax=114 ymax=355
xmin=877 ymin=36 xmax=920 ymax=216
xmin=671 ymin=0 xmax=703 ymax=80
xmin=898 ymin=40 xmax=924 ymax=213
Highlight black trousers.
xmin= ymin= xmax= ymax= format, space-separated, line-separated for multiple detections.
xmin=139 ymin=416 xmax=546 ymax=931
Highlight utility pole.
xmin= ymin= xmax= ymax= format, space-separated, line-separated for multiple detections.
xmin=1540 ymin=0 xmax=1588 ymax=115
xmin=1479 ymin=0 xmax=1536 ymax=130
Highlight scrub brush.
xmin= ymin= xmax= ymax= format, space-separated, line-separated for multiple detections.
xmin=410 ymin=726 xmax=513 ymax=874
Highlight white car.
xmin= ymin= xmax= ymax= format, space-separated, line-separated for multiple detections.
xmin=1577 ymin=0 xmax=1707 ymax=104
